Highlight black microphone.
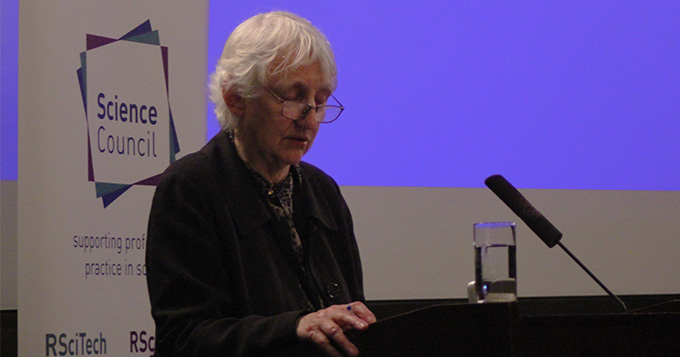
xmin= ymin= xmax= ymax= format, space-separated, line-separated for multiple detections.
xmin=484 ymin=174 xmax=628 ymax=312
xmin=484 ymin=174 xmax=562 ymax=248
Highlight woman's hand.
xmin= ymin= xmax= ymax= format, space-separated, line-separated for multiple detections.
xmin=296 ymin=302 xmax=377 ymax=356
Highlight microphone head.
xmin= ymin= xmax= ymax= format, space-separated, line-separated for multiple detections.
xmin=485 ymin=174 xmax=562 ymax=248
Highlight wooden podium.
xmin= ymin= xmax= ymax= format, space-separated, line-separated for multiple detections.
xmin=347 ymin=301 xmax=680 ymax=356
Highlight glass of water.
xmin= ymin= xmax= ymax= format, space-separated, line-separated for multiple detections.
xmin=474 ymin=222 xmax=517 ymax=302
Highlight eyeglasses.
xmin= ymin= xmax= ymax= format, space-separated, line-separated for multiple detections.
xmin=264 ymin=87 xmax=344 ymax=123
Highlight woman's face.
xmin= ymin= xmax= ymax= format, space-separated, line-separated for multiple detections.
xmin=232 ymin=61 xmax=331 ymax=181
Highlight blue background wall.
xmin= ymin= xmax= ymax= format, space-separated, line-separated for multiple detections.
xmin=207 ymin=2 xmax=679 ymax=191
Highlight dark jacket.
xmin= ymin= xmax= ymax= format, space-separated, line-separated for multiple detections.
xmin=146 ymin=130 xmax=366 ymax=356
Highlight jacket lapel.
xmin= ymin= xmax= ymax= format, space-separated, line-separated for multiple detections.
xmin=297 ymin=164 xmax=338 ymax=233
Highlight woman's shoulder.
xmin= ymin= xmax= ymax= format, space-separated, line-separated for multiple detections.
xmin=298 ymin=161 xmax=344 ymax=204
xmin=299 ymin=161 xmax=336 ymax=185
xmin=162 ymin=131 xmax=232 ymax=181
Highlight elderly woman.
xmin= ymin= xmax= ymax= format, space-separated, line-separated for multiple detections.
xmin=146 ymin=11 xmax=375 ymax=356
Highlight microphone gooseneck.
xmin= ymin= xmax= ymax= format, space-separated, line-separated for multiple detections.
xmin=556 ymin=241 xmax=627 ymax=312
xmin=484 ymin=174 xmax=628 ymax=313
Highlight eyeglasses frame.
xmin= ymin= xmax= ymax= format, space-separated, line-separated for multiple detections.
xmin=263 ymin=87 xmax=345 ymax=123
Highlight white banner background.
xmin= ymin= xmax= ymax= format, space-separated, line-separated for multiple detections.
xmin=18 ymin=2 xmax=207 ymax=355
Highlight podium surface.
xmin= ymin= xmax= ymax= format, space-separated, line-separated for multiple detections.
xmin=348 ymin=300 xmax=680 ymax=356
xmin=520 ymin=301 xmax=680 ymax=356
xmin=347 ymin=302 xmax=517 ymax=356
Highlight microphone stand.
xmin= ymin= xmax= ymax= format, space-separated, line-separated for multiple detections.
xmin=557 ymin=241 xmax=628 ymax=313
xmin=485 ymin=174 xmax=629 ymax=313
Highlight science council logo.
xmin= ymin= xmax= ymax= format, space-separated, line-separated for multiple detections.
xmin=77 ymin=20 xmax=179 ymax=207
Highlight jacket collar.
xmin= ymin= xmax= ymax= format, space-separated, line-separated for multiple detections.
xmin=296 ymin=165 xmax=338 ymax=232
xmin=208 ymin=130 xmax=337 ymax=236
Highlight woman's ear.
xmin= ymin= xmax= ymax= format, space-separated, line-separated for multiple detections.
xmin=223 ymin=87 xmax=246 ymax=117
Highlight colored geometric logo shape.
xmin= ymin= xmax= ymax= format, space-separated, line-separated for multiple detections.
xmin=77 ymin=20 xmax=179 ymax=208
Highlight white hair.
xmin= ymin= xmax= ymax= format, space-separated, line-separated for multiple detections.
xmin=208 ymin=11 xmax=337 ymax=130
